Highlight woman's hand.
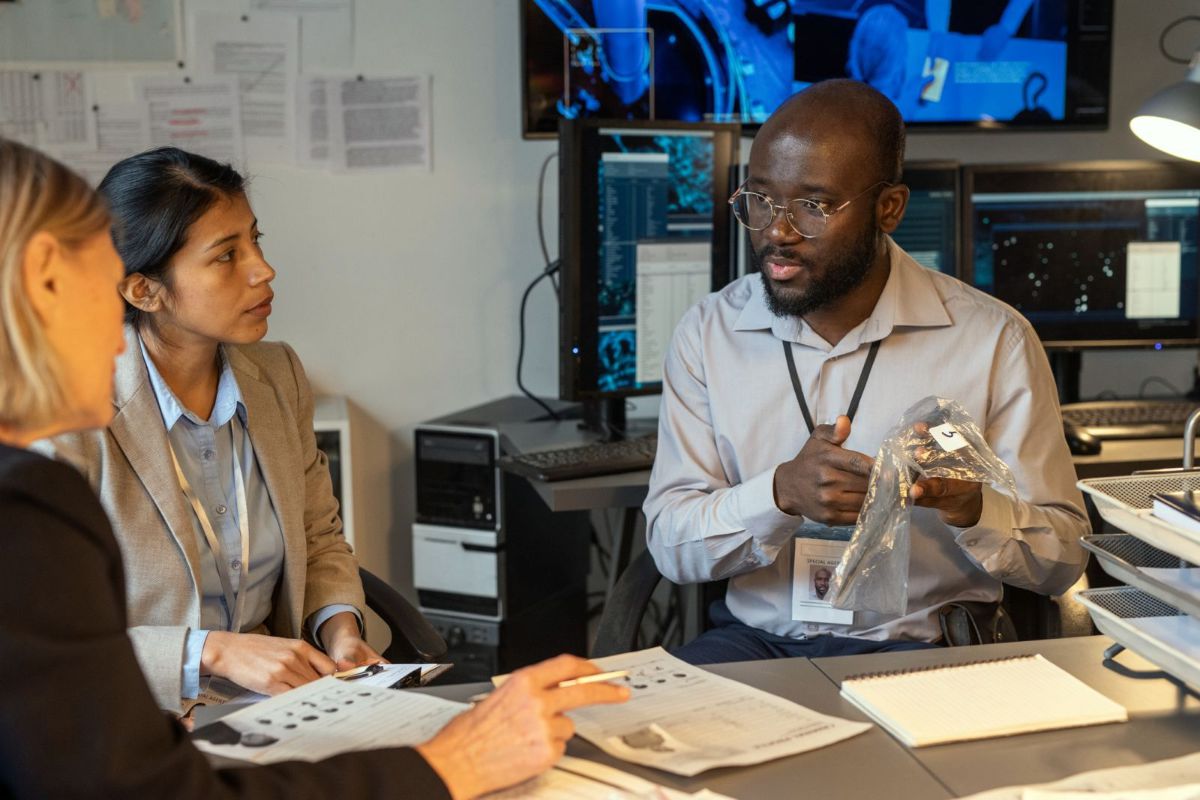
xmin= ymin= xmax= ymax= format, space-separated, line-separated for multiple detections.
xmin=201 ymin=631 xmax=337 ymax=695
xmin=416 ymin=654 xmax=631 ymax=800
xmin=318 ymin=611 xmax=384 ymax=670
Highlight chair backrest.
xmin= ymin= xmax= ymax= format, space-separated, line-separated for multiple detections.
xmin=359 ymin=567 xmax=449 ymax=663
xmin=591 ymin=548 xmax=664 ymax=658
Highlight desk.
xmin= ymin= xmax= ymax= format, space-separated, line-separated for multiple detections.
xmin=813 ymin=636 xmax=1200 ymax=797
xmin=424 ymin=636 xmax=1200 ymax=798
xmin=424 ymin=657 xmax=951 ymax=800
xmin=200 ymin=636 xmax=1200 ymax=796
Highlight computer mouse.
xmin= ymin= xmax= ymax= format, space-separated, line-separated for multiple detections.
xmin=1063 ymin=424 xmax=1101 ymax=456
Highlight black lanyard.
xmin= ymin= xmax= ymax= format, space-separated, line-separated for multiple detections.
xmin=783 ymin=339 xmax=882 ymax=435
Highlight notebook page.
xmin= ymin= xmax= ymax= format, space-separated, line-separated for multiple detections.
xmin=841 ymin=654 xmax=1127 ymax=747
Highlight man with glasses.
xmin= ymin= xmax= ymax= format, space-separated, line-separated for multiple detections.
xmin=644 ymin=79 xmax=1088 ymax=665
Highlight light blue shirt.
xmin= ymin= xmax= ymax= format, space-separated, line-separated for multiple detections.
xmin=139 ymin=338 xmax=358 ymax=699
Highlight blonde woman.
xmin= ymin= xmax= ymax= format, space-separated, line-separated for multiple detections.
xmin=0 ymin=138 xmax=627 ymax=798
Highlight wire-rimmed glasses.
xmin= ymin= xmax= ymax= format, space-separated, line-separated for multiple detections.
xmin=729 ymin=180 xmax=893 ymax=238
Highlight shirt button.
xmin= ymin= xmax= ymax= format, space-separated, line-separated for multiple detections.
xmin=203 ymin=449 xmax=215 ymax=461
xmin=230 ymin=559 xmax=242 ymax=570
xmin=215 ymin=504 xmax=227 ymax=515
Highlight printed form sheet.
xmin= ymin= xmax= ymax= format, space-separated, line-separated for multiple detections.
xmin=570 ymin=647 xmax=870 ymax=776
xmin=50 ymin=103 xmax=151 ymax=187
xmin=191 ymin=676 xmax=466 ymax=764
xmin=0 ymin=71 xmax=96 ymax=150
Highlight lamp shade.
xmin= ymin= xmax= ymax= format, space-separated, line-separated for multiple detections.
xmin=1130 ymin=64 xmax=1200 ymax=162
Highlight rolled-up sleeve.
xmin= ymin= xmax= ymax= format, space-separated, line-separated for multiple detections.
xmin=644 ymin=308 xmax=801 ymax=585
xmin=953 ymin=323 xmax=1089 ymax=596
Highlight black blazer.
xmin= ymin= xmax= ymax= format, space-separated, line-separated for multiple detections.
xmin=0 ymin=444 xmax=450 ymax=800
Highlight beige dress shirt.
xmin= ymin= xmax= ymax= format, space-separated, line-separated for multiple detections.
xmin=644 ymin=237 xmax=1089 ymax=642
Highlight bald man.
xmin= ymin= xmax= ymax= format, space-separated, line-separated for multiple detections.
xmin=644 ymin=79 xmax=1088 ymax=665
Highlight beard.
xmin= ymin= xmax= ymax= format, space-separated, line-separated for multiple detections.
xmin=755 ymin=219 xmax=880 ymax=319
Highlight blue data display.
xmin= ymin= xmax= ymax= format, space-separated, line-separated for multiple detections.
xmin=522 ymin=0 xmax=1111 ymax=134
xmin=595 ymin=131 xmax=715 ymax=393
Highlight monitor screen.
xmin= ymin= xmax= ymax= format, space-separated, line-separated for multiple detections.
xmin=521 ymin=0 xmax=1112 ymax=136
xmin=894 ymin=161 xmax=959 ymax=275
xmin=964 ymin=162 xmax=1200 ymax=349
xmin=559 ymin=119 xmax=739 ymax=400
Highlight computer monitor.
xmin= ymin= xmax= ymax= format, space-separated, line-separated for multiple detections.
xmin=963 ymin=161 xmax=1200 ymax=349
xmin=521 ymin=0 xmax=1113 ymax=136
xmin=558 ymin=118 xmax=740 ymax=430
xmin=893 ymin=161 xmax=959 ymax=275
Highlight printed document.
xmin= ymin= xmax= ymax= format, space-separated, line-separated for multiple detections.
xmin=329 ymin=75 xmax=431 ymax=171
xmin=137 ymin=76 xmax=244 ymax=165
xmin=50 ymin=103 xmax=151 ymax=187
xmin=0 ymin=71 xmax=96 ymax=150
xmin=960 ymin=752 xmax=1200 ymax=800
xmin=188 ymin=12 xmax=299 ymax=163
xmin=486 ymin=756 xmax=736 ymax=799
xmin=250 ymin=0 xmax=353 ymax=71
xmin=191 ymin=676 xmax=466 ymax=764
xmin=569 ymin=647 xmax=870 ymax=776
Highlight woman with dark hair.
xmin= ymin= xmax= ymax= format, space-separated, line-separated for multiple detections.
xmin=0 ymin=137 xmax=628 ymax=798
xmin=40 ymin=147 xmax=375 ymax=711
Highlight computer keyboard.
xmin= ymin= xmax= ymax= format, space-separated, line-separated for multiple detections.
xmin=499 ymin=435 xmax=658 ymax=482
xmin=1061 ymin=399 xmax=1200 ymax=440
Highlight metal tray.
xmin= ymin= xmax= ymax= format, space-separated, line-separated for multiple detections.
xmin=1076 ymin=586 xmax=1200 ymax=693
xmin=1081 ymin=534 xmax=1200 ymax=619
xmin=1077 ymin=474 xmax=1200 ymax=565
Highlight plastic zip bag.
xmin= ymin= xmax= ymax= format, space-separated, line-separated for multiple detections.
xmin=828 ymin=396 xmax=1017 ymax=616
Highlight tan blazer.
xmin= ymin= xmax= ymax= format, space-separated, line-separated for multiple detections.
xmin=35 ymin=328 xmax=364 ymax=710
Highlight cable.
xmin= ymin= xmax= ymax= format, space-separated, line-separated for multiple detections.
xmin=536 ymin=152 xmax=560 ymax=295
xmin=517 ymin=259 xmax=562 ymax=421
xmin=1139 ymin=376 xmax=1184 ymax=398
xmin=1158 ymin=16 xmax=1200 ymax=65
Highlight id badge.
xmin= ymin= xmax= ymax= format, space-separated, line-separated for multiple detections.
xmin=791 ymin=522 xmax=855 ymax=625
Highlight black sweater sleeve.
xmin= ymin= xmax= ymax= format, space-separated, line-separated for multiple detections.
xmin=0 ymin=448 xmax=451 ymax=800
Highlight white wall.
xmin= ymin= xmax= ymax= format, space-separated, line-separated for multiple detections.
xmin=6 ymin=0 xmax=1199 ymax=595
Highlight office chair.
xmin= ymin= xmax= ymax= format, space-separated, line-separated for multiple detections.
xmin=591 ymin=549 xmax=1091 ymax=658
xmin=359 ymin=567 xmax=448 ymax=662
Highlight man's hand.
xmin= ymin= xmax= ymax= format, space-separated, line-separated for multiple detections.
xmin=910 ymin=477 xmax=983 ymax=528
xmin=319 ymin=611 xmax=384 ymax=670
xmin=201 ymin=631 xmax=337 ymax=695
xmin=773 ymin=416 xmax=875 ymax=525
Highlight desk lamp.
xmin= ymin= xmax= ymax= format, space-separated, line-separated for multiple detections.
xmin=1131 ymin=17 xmax=1200 ymax=162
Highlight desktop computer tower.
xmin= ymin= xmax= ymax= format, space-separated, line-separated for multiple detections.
xmin=413 ymin=397 xmax=590 ymax=683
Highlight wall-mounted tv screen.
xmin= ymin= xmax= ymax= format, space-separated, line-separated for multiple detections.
xmin=522 ymin=0 xmax=1113 ymax=136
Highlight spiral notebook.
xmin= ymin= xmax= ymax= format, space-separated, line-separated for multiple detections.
xmin=839 ymin=654 xmax=1128 ymax=748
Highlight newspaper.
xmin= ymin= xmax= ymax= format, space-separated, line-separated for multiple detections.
xmin=569 ymin=647 xmax=871 ymax=776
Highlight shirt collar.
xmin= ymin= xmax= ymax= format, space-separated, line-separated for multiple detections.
xmin=733 ymin=237 xmax=952 ymax=350
xmin=138 ymin=335 xmax=245 ymax=431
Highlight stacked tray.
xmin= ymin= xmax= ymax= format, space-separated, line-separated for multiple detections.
xmin=1077 ymin=474 xmax=1200 ymax=691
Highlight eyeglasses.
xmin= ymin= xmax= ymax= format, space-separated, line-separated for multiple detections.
xmin=728 ymin=180 xmax=893 ymax=239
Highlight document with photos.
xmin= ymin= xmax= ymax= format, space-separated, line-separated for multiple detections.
xmin=191 ymin=676 xmax=467 ymax=764
xmin=568 ymin=647 xmax=871 ymax=776
xmin=191 ymin=663 xmax=451 ymax=711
